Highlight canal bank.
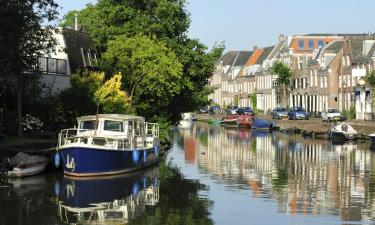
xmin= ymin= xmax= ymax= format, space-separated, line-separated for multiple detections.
xmin=195 ymin=113 xmax=375 ymax=140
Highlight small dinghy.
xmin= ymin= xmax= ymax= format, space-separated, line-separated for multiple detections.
xmin=1 ymin=152 xmax=50 ymax=178
xmin=329 ymin=123 xmax=357 ymax=141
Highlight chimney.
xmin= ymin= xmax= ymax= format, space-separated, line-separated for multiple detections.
xmin=74 ymin=13 xmax=78 ymax=31
xmin=279 ymin=33 xmax=286 ymax=41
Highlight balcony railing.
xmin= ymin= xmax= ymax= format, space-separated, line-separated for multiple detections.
xmin=38 ymin=57 xmax=67 ymax=75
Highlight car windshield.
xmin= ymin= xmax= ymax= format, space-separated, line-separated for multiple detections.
xmin=276 ymin=107 xmax=287 ymax=111
xmin=328 ymin=109 xmax=339 ymax=113
xmin=240 ymin=107 xmax=251 ymax=110
xmin=228 ymin=106 xmax=238 ymax=109
xmin=293 ymin=107 xmax=304 ymax=111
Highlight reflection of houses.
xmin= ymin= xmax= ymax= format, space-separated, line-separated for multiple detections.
xmin=191 ymin=123 xmax=375 ymax=221
xmin=39 ymin=27 xmax=98 ymax=92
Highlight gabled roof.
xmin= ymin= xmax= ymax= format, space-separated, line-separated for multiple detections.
xmin=324 ymin=41 xmax=343 ymax=54
xmin=256 ymin=46 xmax=274 ymax=64
xmin=218 ymin=51 xmax=239 ymax=66
xmin=62 ymin=28 xmax=97 ymax=73
xmin=233 ymin=51 xmax=253 ymax=67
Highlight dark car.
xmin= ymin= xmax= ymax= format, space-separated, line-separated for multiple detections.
xmin=226 ymin=105 xmax=238 ymax=115
xmin=237 ymin=107 xmax=253 ymax=115
xmin=209 ymin=106 xmax=221 ymax=115
xmin=288 ymin=107 xmax=309 ymax=120
xmin=271 ymin=107 xmax=288 ymax=119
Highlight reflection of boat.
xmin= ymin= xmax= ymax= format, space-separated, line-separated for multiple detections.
xmin=56 ymin=114 xmax=160 ymax=177
xmin=0 ymin=152 xmax=50 ymax=178
xmin=58 ymin=167 xmax=159 ymax=224
xmin=329 ymin=123 xmax=357 ymax=141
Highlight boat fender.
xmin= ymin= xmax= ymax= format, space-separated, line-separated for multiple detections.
xmin=132 ymin=181 xmax=140 ymax=195
xmin=143 ymin=150 xmax=147 ymax=162
xmin=154 ymin=145 xmax=159 ymax=155
xmin=54 ymin=181 xmax=60 ymax=196
xmin=132 ymin=150 xmax=140 ymax=164
xmin=54 ymin=153 xmax=60 ymax=168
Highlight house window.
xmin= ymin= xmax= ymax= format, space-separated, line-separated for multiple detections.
xmin=298 ymin=40 xmax=304 ymax=49
xmin=308 ymin=40 xmax=314 ymax=49
xmin=318 ymin=40 xmax=324 ymax=48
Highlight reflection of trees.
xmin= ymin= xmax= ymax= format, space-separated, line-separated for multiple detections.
xmin=129 ymin=162 xmax=213 ymax=225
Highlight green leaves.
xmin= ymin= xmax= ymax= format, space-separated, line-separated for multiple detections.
xmin=365 ymin=70 xmax=375 ymax=88
xmin=270 ymin=61 xmax=292 ymax=85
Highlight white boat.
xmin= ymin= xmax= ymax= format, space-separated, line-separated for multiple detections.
xmin=369 ymin=133 xmax=375 ymax=143
xmin=329 ymin=123 xmax=358 ymax=141
xmin=2 ymin=152 xmax=50 ymax=178
xmin=178 ymin=113 xmax=194 ymax=129
xmin=56 ymin=114 xmax=160 ymax=177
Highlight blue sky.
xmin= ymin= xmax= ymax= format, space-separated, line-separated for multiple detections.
xmin=56 ymin=0 xmax=375 ymax=51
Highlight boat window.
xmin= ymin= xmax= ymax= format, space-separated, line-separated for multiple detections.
xmin=80 ymin=120 xmax=96 ymax=130
xmin=128 ymin=121 xmax=133 ymax=136
xmin=328 ymin=109 xmax=338 ymax=113
xmin=104 ymin=120 xmax=124 ymax=132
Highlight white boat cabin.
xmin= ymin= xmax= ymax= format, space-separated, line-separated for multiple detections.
xmin=58 ymin=114 xmax=159 ymax=151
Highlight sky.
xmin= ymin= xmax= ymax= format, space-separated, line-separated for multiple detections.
xmin=56 ymin=0 xmax=375 ymax=51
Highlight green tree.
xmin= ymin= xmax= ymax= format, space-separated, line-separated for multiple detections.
xmin=365 ymin=70 xmax=375 ymax=119
xmin=271 ymin=61 xmax=292 ymax=108
xmin=60 ymin=0 xmax=224 ymax=124
xmin=103 ymin=35 xmax=183 ymax=119
xmin=0 ymin=0 xmax=59 ymax=136
xmin=95 ymin=73 xmax=132 ymax=114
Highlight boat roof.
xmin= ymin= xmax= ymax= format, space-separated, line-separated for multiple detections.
xmin=77 ymin=114 xmax=145 ymax=121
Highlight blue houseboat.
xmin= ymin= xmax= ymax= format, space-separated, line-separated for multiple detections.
xmin=56 ymin=114 xmax=160 ymax=177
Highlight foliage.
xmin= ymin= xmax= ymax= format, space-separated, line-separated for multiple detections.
xmin=343 ymin=104 xmax=356 ymax=120
xmin=251 ymin=91 xmax=257 ymax=110
xmin=22 ymin=114 xmax=43 ymax=134
xmin=61 ymin=1 xmax=224 ymax=125
xmin=270 ymin=61 xmax=292 ymax=85
xmin=0 ymin=0 xmax=59 ymax=136
xmin=365 ymin=70 xmax=375 ymax=88
xmin=94 ymin=73 xmax=132 ymax=114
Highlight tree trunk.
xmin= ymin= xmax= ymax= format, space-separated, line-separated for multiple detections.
xmin=281 ymin=85 xmax=287 ymax=108
xmin=16 ymin=74 xmax=23 ymax=137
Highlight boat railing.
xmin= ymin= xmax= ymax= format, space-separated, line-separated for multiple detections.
xmin=58 ymin=128 xmax=157 ymax=150
xmin=145 ymin=122 xmax=159 ymax=138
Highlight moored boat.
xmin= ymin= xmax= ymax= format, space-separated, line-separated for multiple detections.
xmin=56 ymin=114 xmax=160 ymax=177
xmin=251 ymin=118 xmax=275 ymax=130
xmin=369 ymin=133 xmax=375 ymax=143
xmin=220 ymin=114 xmax=254 ymax=128
xmin=329 ymin=123 xmax=357 ymax=141
xmin=178 ymin=113 xmax=194 ymax=129
xmin=0 ymin=152 xmax=50 ymax=178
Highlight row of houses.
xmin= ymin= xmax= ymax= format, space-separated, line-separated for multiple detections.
xmin=209 ymin=33 xmax=375 ymax=120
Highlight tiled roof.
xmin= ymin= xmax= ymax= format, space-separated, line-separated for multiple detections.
xmin=324 ymin=41 xmax=343 ymax=53
xmin=305 ymin=33 xmax=372 ymax=37
xmin=218 ymin=51 xmax=239 ymax=66
xmin=62 ymin=28 xmax=97 ymax=73
xmin=233 ymin=51 xmax=253 ymax=66
xmin=256 ymin=46 xmax=274 ymax=64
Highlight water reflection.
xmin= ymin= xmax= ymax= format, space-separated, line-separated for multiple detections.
xmin=178 ymin=123 xmax=375 ymax=223
xmin=58 ymin=167 xmax=159 ymax=224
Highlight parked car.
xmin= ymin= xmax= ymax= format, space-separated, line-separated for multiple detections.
xmin=226 ymin=105 xmax=238 ymax=115
xmin=198 ymin=106 xmax=209 ymax=114
xmin=271 ymin=107 xmax=288 ymax=119
xmin=288 ymin=107 xmax=309 ymax=120
xmin=209 ymin=106 xmax=221 ymax=115
xmin=321 ymin=108 xmax=341 ymax=122
xmin=237 ymin=107 xmax=253 ymax=115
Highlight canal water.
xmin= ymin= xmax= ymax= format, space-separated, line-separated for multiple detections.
xmin=1 ymin=122 xmax=375 ymax=225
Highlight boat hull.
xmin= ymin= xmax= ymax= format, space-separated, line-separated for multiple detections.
xmin=330 ymin=131 xmax=357 ymax=141
xmin=8 ymin=161 xmax=50 ymax=178
xmin=59 ymin=147 xmax=160 ymax=177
